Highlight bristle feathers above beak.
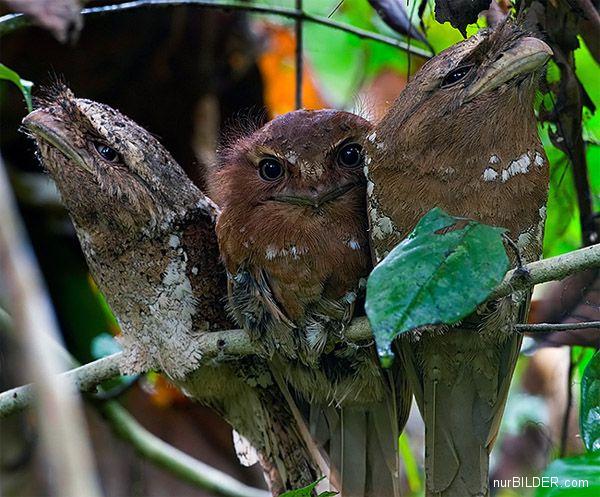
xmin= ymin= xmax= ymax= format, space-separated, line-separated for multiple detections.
xmin=22 ymin=109 xmax=94 ymax=174
xmin=463 ymin=36 xmax=552 ymax=102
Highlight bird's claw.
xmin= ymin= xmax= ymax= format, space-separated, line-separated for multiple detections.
xmin=502 ymin=233 xmax=525 ymax=270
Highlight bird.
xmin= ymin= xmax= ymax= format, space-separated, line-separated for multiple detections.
xmin=364 ymin=21 xmax=552 ymax=497
xmin=207 ymin=109 xmax=410 ymax=496
xmin=22 ymin=85 xmax=320 ymax=494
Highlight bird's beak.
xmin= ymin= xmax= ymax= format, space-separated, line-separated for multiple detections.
xmin=272 ymin=182 xmax=358 ymax=208
xmin=464 ymin=36 xmax=553 ymax=102
xmin=22 ymin=109 xmax=94 ymax=174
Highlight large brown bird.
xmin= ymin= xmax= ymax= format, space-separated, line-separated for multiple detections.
xmin=208 ymin=110 xmax=410 ymax=496
xmin=22 ymin=86 xmax=319 ymax=494
xmin=365 ymin=22 xmax=552 ymax=497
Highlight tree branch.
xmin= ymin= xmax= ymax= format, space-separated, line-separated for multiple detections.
xmin=0 ymin=318 xmax=269 ymax=497
xmin=490 ymin=243 xmax=600 ymax=300
xmin=0 ymin=0 xmax=432 ymax=58
xmin=99 ymin=400 xmax=269 ymax=497
xmin=1 ymin=243 xmax=598 ymax=420
xmin=515 ymin=321 xmax=600 ymax=332
xmin=0 ymin=353 xmax=122 ymax=418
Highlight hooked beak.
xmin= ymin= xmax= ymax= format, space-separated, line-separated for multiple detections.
xmin=271 ymin=182 xmax=359 ymax=209
xmin=22 ymin=109 xmax=94 ymax=174
xmin=464 ymin=36 xmax=552 ymax=102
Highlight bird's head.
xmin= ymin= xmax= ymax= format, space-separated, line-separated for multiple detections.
xmin=22 ymin=85 xmax=201 ymax=246
xmin=209 ymin=109 xmax=371 ymax=225
xmin=374 ymin=21 xmax=552 ymax=164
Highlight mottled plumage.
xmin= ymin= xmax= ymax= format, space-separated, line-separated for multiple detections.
xmin=22 ymin=87 xmax=318 ymax=494
xmin=209 ymin=110 xmax=410 ymax=496
xmin=365 ymin=22 xmax=551 ymax=497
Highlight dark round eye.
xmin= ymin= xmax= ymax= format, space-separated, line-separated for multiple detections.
xmin=93 ymin=142 xmax=119 ymax=162
xmin=258 ymin=158 xmax=284 ymax=181
xmin=337 ymin=143 xmax=363 ymax=168
xmin=441 ymin=65 xmax=473 ymax=88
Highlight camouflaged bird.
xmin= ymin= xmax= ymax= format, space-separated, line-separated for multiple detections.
xmin=208 ymin=110 xmax=410 ymax=496
xmin=22 ymin=86 xmax=319 ymax=494
xmin=365 ymin=22 xmax=552 ymax=497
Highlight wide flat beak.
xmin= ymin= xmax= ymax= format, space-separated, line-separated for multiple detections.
xmin=22 ymin=109 xmax=94 ymax=174
xmin=271 ymin=182 xmax=358 ymax=208
xmin=464 ymin=36 xmax=553 ymax=102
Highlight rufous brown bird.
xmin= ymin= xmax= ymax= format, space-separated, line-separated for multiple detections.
xmin=365 ymin=22 xmax=552 ymax=497
xmin=22 ymin=86 xmax=319 ymax=494
xmin=208 ymin=110 xmax=410 ymax=496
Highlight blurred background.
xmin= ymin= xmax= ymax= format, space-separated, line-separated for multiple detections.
xmin=0 ymin=1 xmax=598 ymax=496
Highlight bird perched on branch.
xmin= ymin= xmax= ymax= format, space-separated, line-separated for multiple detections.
xmin=208 ymin=110 xmax=410 ymax=496
xmin=365 ymin=22 xmax=552 ymax=497
xmin=22 ymin=86 xmax=319 ymax=494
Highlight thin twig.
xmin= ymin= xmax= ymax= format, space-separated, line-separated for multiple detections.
xmin=515 ymin=320 xmax=600 ymax=332
xmin=294 ymin=0 xmax=303 ymax=110
xmin=0 ymin=155 xmax=102 ymax=497
xmin=328 ymin=0 xmax=345 ymax=18
xmin=100 ymin=401 xmax=269 ymax=497
xmin=0 ymin=0 xmax=432 ymax=58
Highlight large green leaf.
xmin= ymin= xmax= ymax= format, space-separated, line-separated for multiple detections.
xmin=365 ymin=208 xmax=509 ymax=359
xmin=0 ymin=63 xmax=33 ymax=112
xmin=280 ymin=477 xmax=337 ymax=497
xmin=535 ymin=453 xmax=600 ymax=497
xmin=581 ymin=350 xmax=600 ymax=453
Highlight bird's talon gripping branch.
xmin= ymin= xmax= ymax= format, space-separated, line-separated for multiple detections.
xmin=502 ymin=232 xmax=526 ymax=269
xmin=511 ymin=265 xmax=533 ymax=285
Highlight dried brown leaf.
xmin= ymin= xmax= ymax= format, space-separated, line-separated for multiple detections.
xmin=434 ymin=0 xmax=492 ymax=36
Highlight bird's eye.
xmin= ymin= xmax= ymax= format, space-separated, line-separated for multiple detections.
xmin=441 ymin=65 xmax=473 ymax=88
xmin=258 ymin=158 xmax=284 ymax=181
xmin=337 ymin=143 xmax=363 ymax=168
xmin=93 ymin=142 xmax=120 ymax=162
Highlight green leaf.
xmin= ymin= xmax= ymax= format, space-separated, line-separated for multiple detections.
xmin=365 ymin=208 xmax=509 ymax=359
xmin=398 ymin=432 xmax=422 ymax=493
xmin=581 ymin=350 xmax=600 ymax=453
xmin=280 ymin=477 xmax=337 ymax=497
xmin=0 ymin=63 xmax=33 ymax=112
xmin=535 ymin=453 xmax=600 ymax=497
